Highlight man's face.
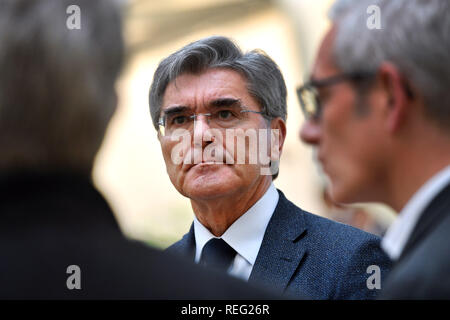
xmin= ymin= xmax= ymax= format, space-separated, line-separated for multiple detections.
xmin=159 ymin=68 xmax=279 ymax=201
xmin=300 ymin=27 xmax=389 ymax=204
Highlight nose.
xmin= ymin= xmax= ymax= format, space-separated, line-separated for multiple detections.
xmin=299 ymin=119 xmax=321 ymax=145
xmin=193 ymin=114 xmax=213 ymax=147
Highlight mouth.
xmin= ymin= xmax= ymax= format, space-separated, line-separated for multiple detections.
xmin=183 ymin=160 xmax=227 ymax=172
xmin=182 ymin=148 xmax=231 ymax=172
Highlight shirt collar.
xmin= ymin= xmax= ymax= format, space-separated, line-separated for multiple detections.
xmin=193 ymin=183 xmax=279 ymax=265
xmin=382 ymin=165 xmax=450 ymax=260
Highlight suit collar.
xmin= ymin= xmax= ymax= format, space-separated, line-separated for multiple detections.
xmin=400 ymin=181 xmax=450 ymax=261
xmin=248 ymin=189 xmax=307 ymax=293
xmin=382 ymin=165 xmax=450 ymax=260
xmin=171 ymin=223 xmax=196 ymax=261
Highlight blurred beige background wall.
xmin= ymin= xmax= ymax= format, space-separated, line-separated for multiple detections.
xmin=92 ymin=0 xmax=395 ymax=248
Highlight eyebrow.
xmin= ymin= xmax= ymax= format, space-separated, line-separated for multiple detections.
xmin=309 ymin=75 xmax=324 ymax=86
xmin=209 ymin=98 xmax=241 ymax=108
xmin=308 ymin=76 xmax=334 ymax=89
xmin=163 ymin=105 xmax=190 ymax=115
xmin=162 ymin=98 xmax=242 ymax=116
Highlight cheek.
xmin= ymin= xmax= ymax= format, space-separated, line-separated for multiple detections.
xmin=327 ymin=124 xmax=387 ymax=203
xmin=161 ymin=143 xmax=176 ymax=170
xmin=160 ymin=141 xmax=186 ymax=184
xmin=230 ymin=162 xmax=261 ymax=181
xmin=320 ymin=115 xmax=353 ymax=163
xmin=224 ymin=123 xmax=271 ymax=166
xmin=320 ymin=94 xmax=365 ymax=163
xmin=325 ymin=122 xmax=374 ymax=175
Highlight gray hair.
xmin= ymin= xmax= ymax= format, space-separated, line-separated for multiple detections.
xmin=148 ymin=36 xmax=287 ymax=130
xmin=0 ymin=0 xmax=124 ymax=172
xmin=329 ymin=0 xmax=450 ymax=130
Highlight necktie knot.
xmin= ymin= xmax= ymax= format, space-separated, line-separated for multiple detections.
xmin=200 ymin=238 xmax=236 ymax=272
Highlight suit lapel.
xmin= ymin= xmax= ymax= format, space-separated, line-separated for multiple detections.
xmin=170 ymin=223 xmax=196 ymax=261
xmin=248 ymin=190 xmax=307 ymax=293
xmin=400 ymin=182 xmax=450 ymax=261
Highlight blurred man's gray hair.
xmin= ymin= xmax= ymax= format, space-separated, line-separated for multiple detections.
xmin=0 ymin=0 xmax=124 ymax=172
xmin=329 ymin=0 xmax=450 ymax=130
xmin=149 ymin=36 xmax=287 ymax=130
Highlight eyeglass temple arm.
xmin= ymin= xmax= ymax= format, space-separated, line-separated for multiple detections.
xmin=240 ymin=110 xmax=264 ymax=115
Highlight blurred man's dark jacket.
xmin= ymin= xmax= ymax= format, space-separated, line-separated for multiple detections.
xmin=380 ymin=183 xmax=450 ymax=299
xmin=0 ymin=170 xmax=276 ymax=299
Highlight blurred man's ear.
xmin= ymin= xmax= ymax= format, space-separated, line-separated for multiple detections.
xmin=377 ymin=63 xmax=413 ymax=133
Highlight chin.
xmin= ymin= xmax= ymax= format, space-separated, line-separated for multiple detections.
xmin=182 ymin=166 xmax=241 ymax=200
xmin=326 ymin=174 xmax=350 ymax=203
xmin=185 ymin=181 xmax=238 ymax=200
xmin=330 ymin=191 xmax=354 ymax=205
xmin=329 ymin=180 xmax=367 ymax=205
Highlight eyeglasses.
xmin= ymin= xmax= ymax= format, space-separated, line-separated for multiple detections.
xmin=158 ymin=103 xmax=266 ymax=137
xmin=296 ymin=72 xmax=375 ymax=120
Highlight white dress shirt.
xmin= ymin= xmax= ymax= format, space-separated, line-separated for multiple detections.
xmin=193 ymin=183 xmax=279 ymax=281
xmin=382 ymin=165 xmax=450 ymax=261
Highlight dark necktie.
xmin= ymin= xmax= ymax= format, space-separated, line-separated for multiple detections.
xmin=199 ymin=238 xmax=236 ymax=272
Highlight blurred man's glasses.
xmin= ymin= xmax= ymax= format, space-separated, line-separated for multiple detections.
xmin=158 ymin=101 xmax=266 ymax=137
xmin=296 ymin=72 xmax=375 ymax=121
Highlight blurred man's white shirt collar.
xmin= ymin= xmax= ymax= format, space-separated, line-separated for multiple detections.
xmin=382 ymin=165 xmax=450 ymax=261
xmin=193 ymin=182 xmax=279 ymax=281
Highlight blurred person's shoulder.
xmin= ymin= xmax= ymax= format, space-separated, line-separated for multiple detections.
xmin=381 ymin=212 xmax=450 ymax=299
xmin=0 ymin=171 xmax=277 ymax=299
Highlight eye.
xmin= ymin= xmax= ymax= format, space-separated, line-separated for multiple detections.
xmin=217 ymin=110 xmax=234 ymax=120
xmin=317 ymin=87 xmax=330 ymax=103
xmin=171 ymin=115 xmax=188 ymax=125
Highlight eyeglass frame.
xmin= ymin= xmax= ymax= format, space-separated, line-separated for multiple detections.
xmin=157 ymin=104 xmax=268 ymax=136
xmin=296 ymin=72 xmax=376 ymax=121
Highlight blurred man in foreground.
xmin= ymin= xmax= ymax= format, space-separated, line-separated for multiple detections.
xmin=300 ymin=0 xmax=450 ymax=299
xmin=0 ymin=0 xmax=275 ymax=299
xmin=149 ymin=35 xmax=391 ymax=299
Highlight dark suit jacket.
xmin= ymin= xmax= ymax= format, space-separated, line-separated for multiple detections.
xmin=167 ymin=190 xmax=392 ymax=299
xmin=380 ymin=182 xmax=450 ymax=299
xmin=0 ymin=171 xmax=276 ymax=299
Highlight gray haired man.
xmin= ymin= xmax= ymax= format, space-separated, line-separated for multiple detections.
xmin=149 ymin=35 xmax=391 ymax=299
xmin=300 ymin=0 xmax=450 ymax=299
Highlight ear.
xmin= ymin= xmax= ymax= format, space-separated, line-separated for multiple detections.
xmin=377 ymin=63 xmax=411 ymax=133
xmin=270 ymin=117 xmax=287 ymax=158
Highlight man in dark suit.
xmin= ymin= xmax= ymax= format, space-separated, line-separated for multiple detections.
xmin=300 ymin=0 xmax=450 ymax=299
xmin=148 ymin=36 xmax=391 ymax=299
xmin=0 ymin=0 xmax=275 ymax=300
